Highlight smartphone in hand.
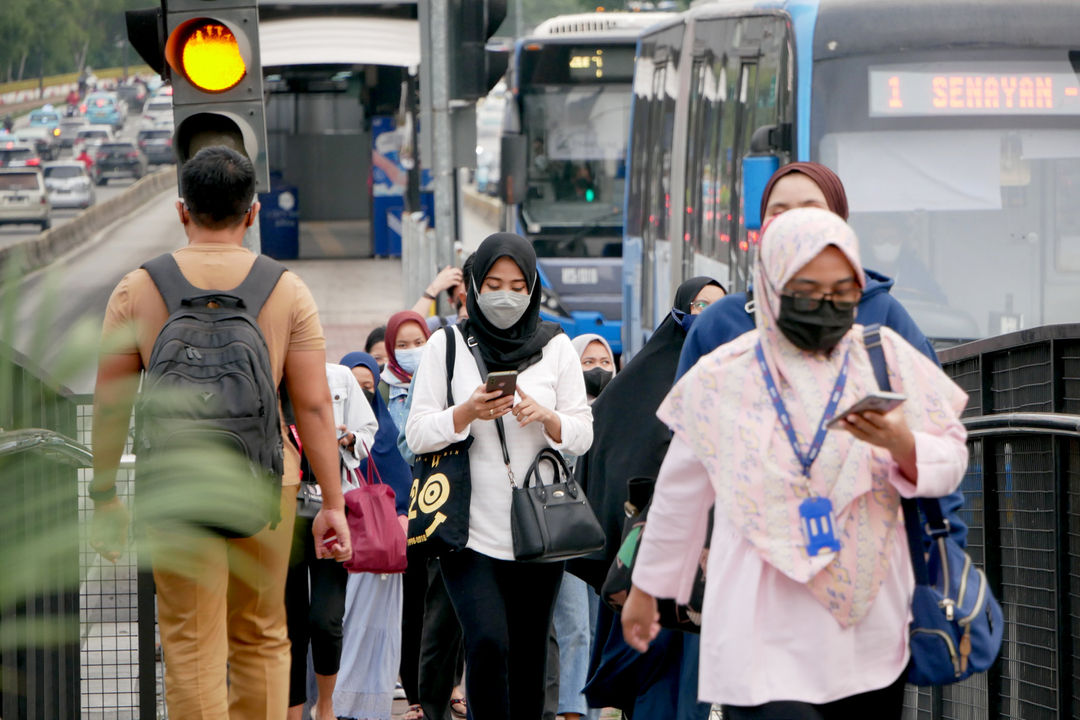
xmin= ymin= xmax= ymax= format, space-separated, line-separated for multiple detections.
xmin=486 ymin=370 xmax=518 ymax=399
xmin=826 ymin=391 xmax=906 ymax=429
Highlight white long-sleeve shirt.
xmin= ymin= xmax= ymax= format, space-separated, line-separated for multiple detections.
xmin=326 ymin=363 xmax=378 ymax=490
xmin=405 ymin=328 xmax=593 ymax=560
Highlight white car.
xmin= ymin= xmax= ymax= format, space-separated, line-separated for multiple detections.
xmin=73 ymin=126 xmax=114 ymax=157
xmin=142 ymin=97 xmax=173 ymax=128
xmin=0 ymin=168 xmax=50 ymax=230
xmin=42 ymin=161 xmax=95 ymax=210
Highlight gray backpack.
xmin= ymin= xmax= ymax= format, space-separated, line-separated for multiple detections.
xmin=136 ymin=253 xmax=286 ymax=537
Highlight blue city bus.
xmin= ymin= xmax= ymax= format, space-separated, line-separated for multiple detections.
xmin=622 ymin=0 xmax=1080 ymax=358
xmin=499 ymin=12 xmax=674 ymax=355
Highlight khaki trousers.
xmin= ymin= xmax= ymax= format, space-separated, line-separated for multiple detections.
xmin=150 ymin=487 xmax=298 ymax=720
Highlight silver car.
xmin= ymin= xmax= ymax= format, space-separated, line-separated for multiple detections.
xmin=42 ymin=161 xmax=95 ymax=210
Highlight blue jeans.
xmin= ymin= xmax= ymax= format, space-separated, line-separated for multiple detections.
xmin=553 ymin=574 xmax=601 ymax=718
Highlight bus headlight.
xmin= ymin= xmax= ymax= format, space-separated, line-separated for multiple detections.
xmin=540 ymin=286 xmax=572 ymax=318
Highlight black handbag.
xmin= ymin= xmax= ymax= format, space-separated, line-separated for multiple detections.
xmin=508 ymin=446 xmax=606 ymax=563
xmin=407 ymin=327 xmax=473 ymax=556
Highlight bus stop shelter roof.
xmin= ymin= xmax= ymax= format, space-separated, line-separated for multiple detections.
xmin=260 ymin=16 xmax=420 ymax=68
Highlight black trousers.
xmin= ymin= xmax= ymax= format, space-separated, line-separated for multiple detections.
xmin=419 ymin=558 xmax=465 ymax=720
xmin=284 ymin=514 xmax=348 ymax=707
xmin=721 ymin=671 xmax=907 ymax=720
xmin=401 ymin=547 xmax=465 ymax=716
xmin=441 ymin=549 xmax=564 ymax=720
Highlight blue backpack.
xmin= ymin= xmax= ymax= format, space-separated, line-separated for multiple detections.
xmin=864 ymin=324 xmax=1003 ymax=685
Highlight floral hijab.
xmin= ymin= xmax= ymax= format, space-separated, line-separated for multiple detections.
xmin=658 ymin=208 xmax=967 ymax=627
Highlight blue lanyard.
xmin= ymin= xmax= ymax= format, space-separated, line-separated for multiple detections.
xmin=755 ymin=342 xmax=850 ymax=480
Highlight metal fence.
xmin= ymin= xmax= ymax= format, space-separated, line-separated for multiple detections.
xmin=5 ymin=322 xmax=1080 ymax=719
xmin=0 ymin=343 xmax=161 ymax=720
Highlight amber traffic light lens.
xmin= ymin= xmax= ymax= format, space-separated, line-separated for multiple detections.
xmin=179 ymin=21 xmax=246 ymax=92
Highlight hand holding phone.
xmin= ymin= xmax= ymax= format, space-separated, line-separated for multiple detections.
xmin=486 ymin=370 xmax=518 ymax=399
xmin=826 ymin=391 xmax=906 ymax=429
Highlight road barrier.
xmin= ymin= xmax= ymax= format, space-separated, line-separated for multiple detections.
xmin=0 ymin=168 xmax=177 ymax=278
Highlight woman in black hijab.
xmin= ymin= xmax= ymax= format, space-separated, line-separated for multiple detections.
xmin=406 ymin=232 xmax=594 ymax=720
xmin=570 ymin=276 xmax=723 ymax=717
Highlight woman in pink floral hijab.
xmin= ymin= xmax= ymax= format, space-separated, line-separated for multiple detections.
xmin=621 ymin=208 xmax=969 ymax=719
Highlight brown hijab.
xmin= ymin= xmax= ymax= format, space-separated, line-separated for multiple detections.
xmin=759 ymin=161 xmax=849 ymax=221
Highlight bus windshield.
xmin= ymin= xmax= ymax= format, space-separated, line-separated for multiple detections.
xmin=521 ymin=84 xmax=631 ymax=228
xmin=816 ymin=54 xmax=1080 ymax=344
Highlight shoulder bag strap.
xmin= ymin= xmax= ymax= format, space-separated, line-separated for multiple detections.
xmin=465 ymin=335 xmax=515 ymax=488
xmin=444 ymin=325 xmax=457 ymax=407
xmin=863 ymin=324 xmax=942 ymax=587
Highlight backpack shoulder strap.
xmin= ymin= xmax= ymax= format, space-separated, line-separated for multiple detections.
xmin=864 ymin=323 xmax=951 ymax=564
xmin=141 ymin=253 xmax=201 ymax=314
xmin=231 ymin=255 xmax=287 ymax=318
xmin=862 ymin=323 xmax=890 ymax=392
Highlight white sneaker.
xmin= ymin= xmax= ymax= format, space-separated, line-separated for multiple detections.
xmin=394 ymin=682 xmax=407 ymax=700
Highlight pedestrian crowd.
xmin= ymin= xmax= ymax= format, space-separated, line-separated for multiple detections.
xmin=88 ymin=146 xmax=975 ymax=720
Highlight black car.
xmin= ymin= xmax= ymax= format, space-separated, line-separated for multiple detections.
xmin=93 ymin=142 xmax=147 ymax=185
xmin=136 ymin=128 xmax=176 ymax=165
xmin=116 ymin=83 xmax=147 ymax=113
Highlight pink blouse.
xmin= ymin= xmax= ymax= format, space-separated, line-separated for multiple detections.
xmin=631 ymin=429 xmax=967 ymax=706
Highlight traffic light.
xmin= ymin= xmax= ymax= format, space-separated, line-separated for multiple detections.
xmin=126 ymin=0 xmax=269 ymax=192
xmin=449 ymin=0 xmax=509 ymax=101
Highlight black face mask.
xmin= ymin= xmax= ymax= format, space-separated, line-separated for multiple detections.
xmin=583 ymin=367 xmax=613 ymax=398
xmin=776 ymin=295 xmax=855 ymax=353
xmin=362 ymin=388 xmax=376 ymax=406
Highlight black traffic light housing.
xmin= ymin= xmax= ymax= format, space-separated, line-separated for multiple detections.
xmin=126 ymin=0 xmax=270 ymax=192
xmin=449 ymin=0 xmax=508 ymax=101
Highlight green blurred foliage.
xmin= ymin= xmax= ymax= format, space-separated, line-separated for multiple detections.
xmin=0 ymin=0 xmax=150 ymax=84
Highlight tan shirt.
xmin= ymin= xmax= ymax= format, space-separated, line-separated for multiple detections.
xmin=101 ymin=243 xmax=325 ymax=485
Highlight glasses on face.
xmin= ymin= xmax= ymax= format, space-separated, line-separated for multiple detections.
xmin=784 ymin=289 xmax=861 ymax=313
xmin=690 ymin=300 xmax=711 ymax=311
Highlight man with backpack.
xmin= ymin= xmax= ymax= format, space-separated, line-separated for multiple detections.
xmin=88 ymin=146 xmax=351 ymax=719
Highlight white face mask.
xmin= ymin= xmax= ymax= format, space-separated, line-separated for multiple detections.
xmin=395 ymin=346 xmax=423 ymax=375
xmin=477 ymin=289 xmax=531 ymax=330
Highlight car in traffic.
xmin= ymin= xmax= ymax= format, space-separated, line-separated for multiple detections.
xmin=93 ymin=141 xmax=147 ymax=185
xmin=141 ymin=97 xmax=173 ymax=128
xmin=42 ymin=161 xmax=95 ymax=210
xmin=135 ymin=128 xmax=175 ymax=165
xmin=85 ymin=92 xmax=124 ymax=132
xmin=0 ymin=141 xmax=41 ymax=168
xmin=0 ymin=168 xmax=51 ymax=230
xmin=58 ymin=117 xmax=87 ymax=148
xmin=28 ymin=109 xmax=62 ymax=136
xmin=116 ymin=82 xmax=148 ymax=113
xmin=15 ymin=127 xmax=60 ymax=161
xmin=73 ymin=126 xmax=114 ymax=156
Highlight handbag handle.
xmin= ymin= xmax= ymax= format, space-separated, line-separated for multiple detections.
xmin=523 ymin=447 xmax=577 ymax=499
xmin=361 ymin=440 xmax=383 ymax=485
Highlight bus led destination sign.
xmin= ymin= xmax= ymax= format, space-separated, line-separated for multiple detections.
xmin=870 ymin=64 xmax=1080 ymax=117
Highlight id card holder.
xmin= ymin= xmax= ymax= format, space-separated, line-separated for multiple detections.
xmin=799 ymin=496 xmax=841 ymax=557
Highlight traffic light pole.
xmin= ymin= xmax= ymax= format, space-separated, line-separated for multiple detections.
xmin=423 ymin=0 xmax=457 ymax=275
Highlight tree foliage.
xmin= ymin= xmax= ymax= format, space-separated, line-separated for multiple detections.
xmin=0 ymin=0 xmax=146 ymax=83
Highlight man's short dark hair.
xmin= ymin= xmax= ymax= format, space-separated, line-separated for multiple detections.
xmin=180 ymin=146 xmax=256 ymax=229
